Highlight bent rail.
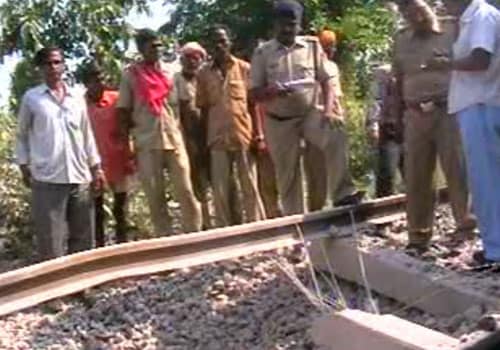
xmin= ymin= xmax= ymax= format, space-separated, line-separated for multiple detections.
xmin=0 ymin=192 xmax=440 ymax=318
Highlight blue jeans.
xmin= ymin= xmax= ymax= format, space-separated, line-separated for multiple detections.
xmin=458 ymin=105 xmax=500 ymax=260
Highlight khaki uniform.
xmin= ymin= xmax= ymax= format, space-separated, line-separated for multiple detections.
xmin=174 ymin=72 xmax=213 ymax=228
xmin=256 ymin=104 xmax=282 ymax=218
xmin=117 ymin=62 xmax=201 ymax=235
xmin=197 ymin=56 xmax=265 ymax=227
xmin=393 ymin=18 xmax=471 ymax=245
xmin=305 ymin=60 xmax=346 ymax=211
xmin=250 ymin=37 xmax=356 ymax=214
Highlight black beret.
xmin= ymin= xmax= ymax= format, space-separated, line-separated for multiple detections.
xmin=274 ymin=0 xmax=303 ymax=21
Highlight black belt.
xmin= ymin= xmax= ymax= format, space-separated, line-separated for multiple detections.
xmin=268 ymin=113 xmax=303 ymax=121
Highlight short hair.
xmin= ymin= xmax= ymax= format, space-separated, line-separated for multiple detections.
xmin=210 ymin=24 xmax=232 ymax=39
xmin=399 ymin=0 xmax=441 ymax=32
xmin=80 ymin=61 xmax=103 ymax=84
xmin=135 ymin=28 xmax=160 ymax=53
xmin=34 ymin=46 xmax=64 ymax=67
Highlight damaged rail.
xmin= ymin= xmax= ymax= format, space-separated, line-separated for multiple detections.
xmin=0 ymin=192 xmax=446 ymax=318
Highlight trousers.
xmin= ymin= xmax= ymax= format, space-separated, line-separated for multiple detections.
xmin=137 ymin=148 xmax=202 ymax=235
xmin=32 ymin=181 xmax=94 ymax=261
xmin=404 ymin=106 xmax=470 ymax=245
xmin=458 ymin=105 xmax=500 ymax=260
xmin=266 ymin=109 xmax=357 ymax=215
xmin=211 ymin=149 xmax=265 ymax=226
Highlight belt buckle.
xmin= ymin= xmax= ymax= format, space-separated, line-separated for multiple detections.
xmin=419 ymin=101 xmax=436 ymax=113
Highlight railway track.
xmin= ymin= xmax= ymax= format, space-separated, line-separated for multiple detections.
xmin=0 ymin=192 xmax=446 ymax=318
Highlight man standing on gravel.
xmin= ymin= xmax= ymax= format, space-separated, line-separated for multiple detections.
xmin=117 ymin=29 xmax=202 ymax=235
xmin=15 ymin=47 xmax=104 ymax=261
xmin=303 ymin=29 xmax=360 ymax=212
xmin=174 ymin=42 xmax=213 ymax=229
xmin=250 ymin=0 xmax=361 ymax=215
xmin=393 ymin=0 xmax=475 ymax=253
xmin=197 ymin=25 xmax=265 ymax=226
xmin=82 ymin=63 xmax=136 ymax=246
xmin=431 ymin=0 xmax=500 ymax=265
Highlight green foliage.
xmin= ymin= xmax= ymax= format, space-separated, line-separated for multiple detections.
xmin=0 ymin=0 xmax=151 ymax=93
xmin=330 ymin=4 xmax=397 ymax=97
xmin=0 ymin=110 xmax=32 ymax=259
xmin=9 ymin=59 xmax=41 ymax=112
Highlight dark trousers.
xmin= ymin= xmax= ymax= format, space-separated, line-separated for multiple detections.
xmin=32 ymin=181 xmax=94 ymax=261
xmin=95 ymin=192 xmax=128 ymax=247
xmin=376 ymin=140 xmax=404 ymax=198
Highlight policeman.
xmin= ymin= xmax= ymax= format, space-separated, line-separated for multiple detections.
xmin=250 ymin=0 xmax=361 ymax=215
xmin=304 ymin=30 xmax=360 ymax=212
xmin=393 ymin=0 xmax=475 ymax=252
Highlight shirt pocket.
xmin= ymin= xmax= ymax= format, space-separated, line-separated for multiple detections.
xmin=295 ymin=62 xmax=315 ymax=80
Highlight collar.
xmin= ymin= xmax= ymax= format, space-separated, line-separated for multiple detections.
xmin=211 ymin=55 xmax=237 ymax=70
xmin=272 ymin=37 xmax=308 ymax=51
xmin=38 ymin=82 xmax=74 ymax=97
xmin=461 ymin=0 xmax=483 ymax=23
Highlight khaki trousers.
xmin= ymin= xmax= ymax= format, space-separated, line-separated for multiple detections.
xmin=211 ymin=149 xmax=265 ymax=227
xmin=404 ymin=107 xmax=470 ymax=245
xmin=265 ymin=110 xmax=357 ymax=215
xmin=256 ymin=151 xmax=282 ymax=218
xmin=184 ymin=137 xmax=213 ymax=229
xmin=137 ymin=148 xmax=202 ymax=235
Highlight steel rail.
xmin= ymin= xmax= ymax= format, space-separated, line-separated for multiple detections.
xmin=0 ymin=192 xmax=444 ymax=318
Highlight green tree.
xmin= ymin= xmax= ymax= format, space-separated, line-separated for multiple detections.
xmin=0 ymin=0 xmax=152 ymax=89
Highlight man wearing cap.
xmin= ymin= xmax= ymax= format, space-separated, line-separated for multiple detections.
xmin=303 ymin=29 xmax=359 ymax=211
xmin=250 ymin=0 xmax=361 ymax=215
xmin=197 ymin=25 xmax=265 ymax=226
xmin=117 ymin=29 xmax=202 ymax=235
xmin=393 ymin=0 xmax=475 ymax=253
xmin=174 ymin=42 xmax=213 ymax=229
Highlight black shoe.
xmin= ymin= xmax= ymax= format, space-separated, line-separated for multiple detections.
xmin=466 ymin=250 xmax=500 ymax=272
xmin=334 ymin=191 xmax=365 ymax=207
xmin=404 ymin=243 xmax=430 ymax=257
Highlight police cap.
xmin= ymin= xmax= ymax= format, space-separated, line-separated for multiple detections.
xmin=274 ymin=0 xmax=303 ymax=21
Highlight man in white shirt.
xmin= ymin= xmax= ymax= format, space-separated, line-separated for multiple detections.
xmin=15 ymin=47 xmax=104 ymax=261
xmin=429 ymin=0 xmax=500 ymax=264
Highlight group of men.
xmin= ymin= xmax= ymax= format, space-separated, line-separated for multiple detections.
xmin=15 ymin=0 xmax=362 ymax=262
xmin=14 ymin=0 xmax=500 ymax=268
xmin=370 ymin=0 xmax=500 ymax=266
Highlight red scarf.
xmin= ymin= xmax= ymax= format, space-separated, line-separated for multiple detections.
xmin=131 ymin=62 xmax=172 ymax=117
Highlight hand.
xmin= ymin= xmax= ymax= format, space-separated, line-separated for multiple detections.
xmin=91 ymin=167 xmax=106 ymax=194
xmin=367 ymin=128 xmax=379 ymax=145
xmin=253 ymin=135 xmax=267 ymax=154
xmin=20 ymin=165 xmax=31 ymax=188
xmin=422 ymin=54 xmax=451 ymax=71
xmin=324 ymin=112 xmax=344 ymax=128
xmin=265 ymin=83 xmax=292 ymax=98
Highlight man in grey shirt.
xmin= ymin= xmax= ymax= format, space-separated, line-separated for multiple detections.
xmin=15 ymin=47 xmax=104 ymax=261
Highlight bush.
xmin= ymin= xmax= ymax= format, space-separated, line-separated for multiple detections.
xmin=0 ymin=111 xmax=32 ymax=259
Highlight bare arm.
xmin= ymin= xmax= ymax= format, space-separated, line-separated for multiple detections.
xmin=452 ymin=48 xmax=491 ymax=71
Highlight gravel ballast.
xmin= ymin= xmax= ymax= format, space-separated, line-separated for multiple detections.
xmin=0 ymin=205 xmax=497 ymax=349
